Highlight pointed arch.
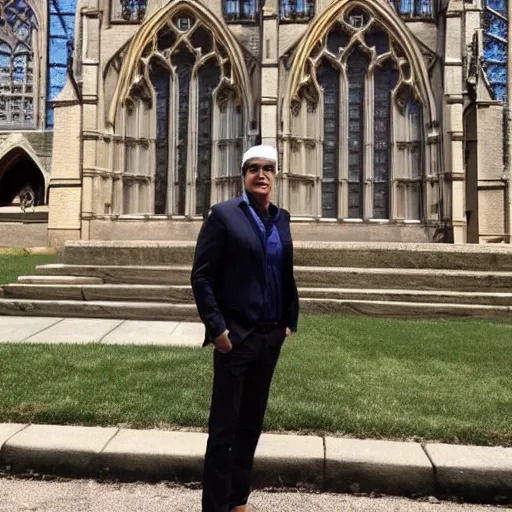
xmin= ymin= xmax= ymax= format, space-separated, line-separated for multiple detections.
xmin=283 ymin=0 xmax=437 ymax=133
xmin=280 ymin=0 xmax=441 ymax=224
xmin=0 ymin=145 xmax=47 ymax=207
xmin=107 ymin=0 xmax=253 ymax=129
xmin=0 ymin=138 xmax=49 ymax=190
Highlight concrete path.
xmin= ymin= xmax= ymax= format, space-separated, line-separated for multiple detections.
xmin=0 ymin=423 xmax=511 ymax=505
xmin=0 ymin=316 xmax=204 ymax=346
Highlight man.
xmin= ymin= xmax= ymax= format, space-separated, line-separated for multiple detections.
xmin=191 ymin=144 xmax=299 ymax=512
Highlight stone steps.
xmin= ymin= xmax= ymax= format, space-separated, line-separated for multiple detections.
xmin=1 ymin=241 xmax=511 ymax=322
xmin=34 ymin=264 xmax=512 ymax=292
xmin=3 ymin=284 xmax=194 ymax=302
xmin=17 ymin=275 xmax=103 ymax=285
xmin=0 ymin=299 xmax=199 ymax=321
xmin=4 ymin=283 xmax=512 ymax=306
xmin=0 ymin=297 xmax=510 ymax=320
xmin=61 ymin=240 xmax=512 ymax=270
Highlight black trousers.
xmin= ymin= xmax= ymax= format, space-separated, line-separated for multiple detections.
xmin=202 ymin=327 xmax=286 ymax=512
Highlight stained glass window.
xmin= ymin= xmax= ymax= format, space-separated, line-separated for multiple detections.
xmin=483 ymin=0 xmax=508 ymax=102
xmin=390 ymin=0 xmax=433 ymax=17
xmin=317 ymin=60 xmax=339 ymax=219
xmin=197 ymin=59 xmax=221 ymax=216
xmin=373 ymin=62 xmax=398 ymax=219
xmin=120 ymin=14 xmax=240 ymax=215
xmin=47 ymin=0 xmax=76 ymax=128
xmin=175 ymin=46 xmax=195 ymax=215
xmin=0 ymin=0 xmax=36 ymax=128
xmin=347 ymin=49 xmax=368 ymax=219
xmin=307 ymin=19 xmax=424 ymax=221
xmin=224 ymin=0 xmax=257 ymax=22
xmin=113 ymin=0 xmax=147 ymax=22
xmin=150 ymin=61 xmax=170 ymax=215
xmin=280 ymin=1 xmax=315 ymax=21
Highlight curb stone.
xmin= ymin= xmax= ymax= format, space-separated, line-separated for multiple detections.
xmin=1 ymin=424 xmax=118 ymax=477
xmin=425 ymin=443 xmax=512 ymax=503
xmin=324 ymin=438 xmax=435 ymax=496
xmin=0 ymin=423 xmax=511 ymax=505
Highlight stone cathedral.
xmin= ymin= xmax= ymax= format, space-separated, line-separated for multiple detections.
xmin=0 ymin=0 xmax=509 ymax=247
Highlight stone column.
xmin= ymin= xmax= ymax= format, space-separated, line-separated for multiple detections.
xmin=444 ymin=0 xmax=466 ymax=243
xmin=80 ymin=7 xmax=101 ymax=240
xmin=47 ymin=78 xmax=82 ymax=248
xmin=260 ymin=0 xmax=279 ymax=148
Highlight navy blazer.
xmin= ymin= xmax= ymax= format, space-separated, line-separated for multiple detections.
xmin=191 ymin=196 xmax=299 ymax=347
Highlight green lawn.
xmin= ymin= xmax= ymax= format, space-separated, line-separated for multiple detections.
xmin=0 ymin=252 xmax=57 ymax=285
xmin=1 ymin=315 xmax=511 ymax=446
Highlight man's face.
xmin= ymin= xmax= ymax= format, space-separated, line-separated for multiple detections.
xmin=244 ymin=158 xmax=276 ymax=199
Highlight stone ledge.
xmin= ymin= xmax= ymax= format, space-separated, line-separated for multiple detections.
xmin=97 ymin=429 xmax=207 ymax=482
xmin=61 ymin=240 xmax=512 ymax=270
xmin=1 ymin=424 xmax=118 ymax=476
xmin=425 ymin=443 xmax=512 ymax=501
xmin=253 ymin=434 xmax=324 ymax=488
xmin=325 ymin=438 xmax=435 ymax=496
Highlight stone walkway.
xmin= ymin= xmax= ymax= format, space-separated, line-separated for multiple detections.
xmin=0 ymin=316 xmax=204 ymax=346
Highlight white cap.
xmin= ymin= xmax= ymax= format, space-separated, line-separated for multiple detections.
xmin=241 ymin=145 xmax=278 ymax=174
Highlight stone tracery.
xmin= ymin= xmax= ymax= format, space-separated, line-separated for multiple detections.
xmin=282 ymin=1 xmax=438 ymax=222
xmin=0 ymin=0 xmax=37 ymax=129
xmin=111 ymin=5 xmax=247 ymax=217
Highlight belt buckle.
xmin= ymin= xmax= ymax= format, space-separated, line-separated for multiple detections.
xmin=258 ymin=322 xmax=278 ymax=334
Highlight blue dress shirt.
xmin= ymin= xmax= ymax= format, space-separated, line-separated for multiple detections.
xmin=243 ymin=192 xmax=284 ymax=323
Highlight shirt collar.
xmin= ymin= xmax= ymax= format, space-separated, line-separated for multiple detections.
xmin=242 ymin=191 xmax=279 ymax=217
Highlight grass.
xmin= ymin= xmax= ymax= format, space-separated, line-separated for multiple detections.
xmin=0 ymin=315 xmax=511 ymax=446
xmin=0 ymin=252 xmax=57 ymax=285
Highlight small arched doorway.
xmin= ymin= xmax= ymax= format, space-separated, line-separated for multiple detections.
xmin=0 ymin=148 xmax=46 ymax=210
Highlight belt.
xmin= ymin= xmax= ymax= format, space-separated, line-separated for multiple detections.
xmin=253 ymin=322 xmax=280 ymax=334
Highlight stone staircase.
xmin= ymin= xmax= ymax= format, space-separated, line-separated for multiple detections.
xmin=1 ymin=241 xmax=512 ymax=320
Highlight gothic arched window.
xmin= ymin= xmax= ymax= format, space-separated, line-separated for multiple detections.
xmin=390 ymin=0 xmax=432 ymax=18
xmin=288 ymin=9 xmax=425 ymax=221
xmin=47 ymin=0 xmax=76 ymax=128
xmin=224 ymin=1 xmax=257 ymax=22
xmin=280 ymin=1 xmax=315 ymax=21
xmin=112 ymin=0 xmax=147 ymax=22
xmin=0 ymin=0 xmax=36 ymax=129
xmin=116 ymin=12 xmax=243 ymax=216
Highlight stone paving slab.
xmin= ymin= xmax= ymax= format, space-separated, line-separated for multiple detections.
xmin=0 ymin=316 xmax=63 ymax=343
xmin=101 ymin=320 xmax=180 ymax=345
xmin=2 ymin=424 xmax=118 ymax=475
xmin=23 ymin=318 xmax=124 ymax=344
xmin=425 ymin=443 xmax=512 ymax=500
xmin=168 ymin=322 xmax=205 ymax=347
xmin=0 ymin=317 xmax=204 ymax=345
xmin=0 ymin=424 xmax=28 ymax=449
xmin=325 ymin=438 xmax=435 ymax=496
xmin=98 ymin=429 xmax=207 ymax=481
xmin=253 ymin=434 xmax=324 ymax=488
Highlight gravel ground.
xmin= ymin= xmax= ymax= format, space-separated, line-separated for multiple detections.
xmin=0 ymin=479 xmax=510 ymax=512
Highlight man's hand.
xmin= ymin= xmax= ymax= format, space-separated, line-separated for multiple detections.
xmin=285 ymin=327 xmax=292 ymax=337
xmin=214 ymin=330 xmax=232 ymax=353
